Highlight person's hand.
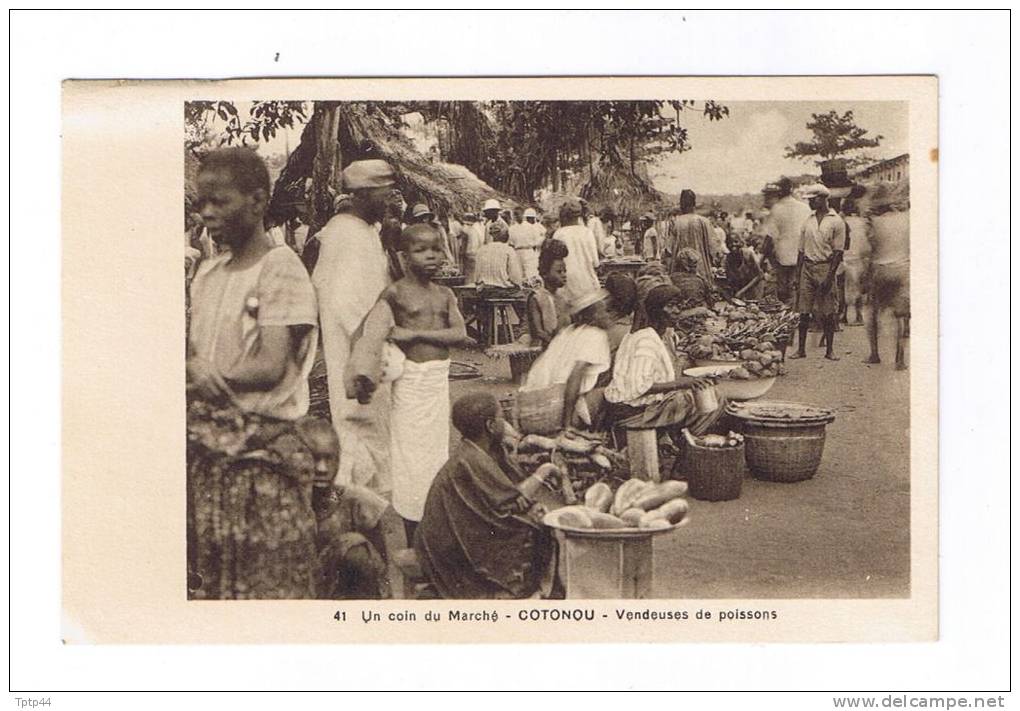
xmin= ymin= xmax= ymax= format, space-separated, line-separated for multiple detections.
xmin=353 ymin=375 xmax=377 ymax=405
xmin=675 ymin=375 xmax=711 ymax=390
xmin=388 ymin=326 xmax=416 ymax=344
xmin=187 ymin=356 xmax=230 ymax=400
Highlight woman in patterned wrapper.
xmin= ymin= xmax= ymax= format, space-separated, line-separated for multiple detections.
xmin=186 ymin=147 xmax=322 ymax=600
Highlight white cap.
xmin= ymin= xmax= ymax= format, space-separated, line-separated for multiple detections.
xmin=523 ymin=207 xmax=537 ymax=219
xmin=483 ymin=198 xmax=501 ymax=212
xmin=800 ymin=183 xmax=830 ymax=199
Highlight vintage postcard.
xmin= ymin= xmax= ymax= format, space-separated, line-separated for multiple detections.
xmin=62 ymin=76 xmax=937 ymax=643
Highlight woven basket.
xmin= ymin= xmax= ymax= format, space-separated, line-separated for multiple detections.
xmin=741 ymin=421 xmax=829 ymax=483
xmin=678 ymin=431 xmax=744 ymax=501
xmin=515 ymin=384 xmax=565 ymax=435
xmin=509 ymin=349 xmax=541 ymax=384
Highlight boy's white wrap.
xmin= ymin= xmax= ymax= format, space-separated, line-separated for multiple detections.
xmin=389 ymin=358 xmax=451 ymax=521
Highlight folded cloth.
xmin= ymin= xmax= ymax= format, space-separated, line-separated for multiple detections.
xmin=390 ymin=358 xmax=452 ymax=521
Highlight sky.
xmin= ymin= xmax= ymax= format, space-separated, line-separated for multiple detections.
xmin=647 ymin=101 xmax=909 ymax=195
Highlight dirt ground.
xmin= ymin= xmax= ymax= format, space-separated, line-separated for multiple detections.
xmin=312 ymin=310 xmax=911 ymax=599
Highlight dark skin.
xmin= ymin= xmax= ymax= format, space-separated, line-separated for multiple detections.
xmin=187 ymin=168 xmax=310 ymax=399
xmin=527 ymin=258 xmax=567 ymax=348
xmin=385 ymin=230 xmax=468 ymax=363
xmin=643 ymin=301 xmax=715 ymax=396
xmin=304 ymin=427 xmax=390 ymax=567
xmin=791 ymin=195 xmax=843 ymax=361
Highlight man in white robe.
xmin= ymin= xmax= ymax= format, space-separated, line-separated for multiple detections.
xmin=312 ymin=159 xmax=396 ymax=495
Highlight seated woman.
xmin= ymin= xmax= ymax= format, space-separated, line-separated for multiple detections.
xmin=517 ymin=289 xmax=614 ymax=431
xmin=414 ymin=392 xmax=559 ymax=599
xmin=602 ymin=285 xmax=726 ymax=437
xmin=669 ymin=247 xmax=716 ymax=308
xmin=524 ymin=239 xmax=569 ymax=349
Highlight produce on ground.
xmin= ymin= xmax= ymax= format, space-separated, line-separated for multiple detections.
xmin=677 ymin=300 xmax=798 ymax=378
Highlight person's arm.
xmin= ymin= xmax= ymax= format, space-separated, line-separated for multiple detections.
xmin=821 ymin=221 xmax=846 ymax=292
xmin=507 ymin=247 xmax=524 ymax=285
xmin=561 ymin=361 xmax=591 ymax=429
xmin=389 ymin=289 xmax=468 ymax=347
xmin=526 ymin=294 xmax=555 ymax=346
xmin=645 ymin=376 xmax=713 ymax=394
xmin=224 ymin=324 xmax=311 ymax=392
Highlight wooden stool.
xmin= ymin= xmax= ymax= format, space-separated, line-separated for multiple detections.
xmin=479 ymin=300 xmax=517 ymax=346
xmin=626 ymin=428 xmax=662 ymax=482
xmin=555 ymin=531 xmax=654 ymax=599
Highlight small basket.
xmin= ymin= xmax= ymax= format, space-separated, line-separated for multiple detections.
xmin=515 ymin=384 xmax=565 ymax=435
xmin=678 ymin=429 xmax=744 ymax=501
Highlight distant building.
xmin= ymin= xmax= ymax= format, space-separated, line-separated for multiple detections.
xmin=855 ymin=153 xmax=909 ymax=183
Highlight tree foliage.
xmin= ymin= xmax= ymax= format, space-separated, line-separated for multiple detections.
xmin=404 ymin=100 xmax=728 ymax=201
xmin=184 ymin=101 xmax=308 ymax=152
xmin=784 ymin=110 xmax=883 ymax=165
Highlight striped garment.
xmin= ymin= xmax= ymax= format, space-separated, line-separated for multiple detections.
xmin=473 ymin=241 xmax=523 ymax=288
xmin=604 ymin=327 xmax=676 ymax=407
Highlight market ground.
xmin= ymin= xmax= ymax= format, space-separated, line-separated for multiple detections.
xmin=312 ymin=311 xmax=910 ymax=599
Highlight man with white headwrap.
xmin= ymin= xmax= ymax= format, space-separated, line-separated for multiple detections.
xmin=312 ymin=159 xmax=396 ymax=495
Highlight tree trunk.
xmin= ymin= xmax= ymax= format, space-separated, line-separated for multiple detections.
xmin=309 ymin=102 xmax=344 ymax=234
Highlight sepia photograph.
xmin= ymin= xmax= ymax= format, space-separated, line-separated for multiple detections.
xmin=182 ymin=94 xmax=916 ymax=603
xmin=13 ymin=7 xmax=1008 ymax=699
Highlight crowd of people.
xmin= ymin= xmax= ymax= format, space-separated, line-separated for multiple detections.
xmin=184 ymin=146 xmax=910 ymax=601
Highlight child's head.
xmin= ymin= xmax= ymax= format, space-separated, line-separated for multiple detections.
xmin=487 ymin=221 xmax=510 ymax=243
xmin=539 ymin=239 xmax=569 ymax=290
xmin=295 ymin=417 xmax=340 ymax=485
xmin=452 ymin=391 xmax=504 ymax=443
xmin=400 ymin=224 xmax=444 ymax=277
xmin=725 ymin=232 xmax=743 ymax=253
xmin=196 ymin=147 xmax=271 ymax=250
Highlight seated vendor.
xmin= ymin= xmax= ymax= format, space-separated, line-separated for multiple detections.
xmin=669 ymin=247 xmax=715 ymax=308
xmin=414 ymin=392 xmax=559 ymax=599
xmin=602 ymin=285 xmax=726 ymax=437
xmin=518 ymin=289 xmax=613 ymax=430
xmin=298 ymin=417 xmax=390 ymax=600
xmin=724 ymin=233 xmax=764 ymax=300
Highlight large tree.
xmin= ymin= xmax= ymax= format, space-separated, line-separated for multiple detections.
xmin=784 ymin=110 xmax=883 ymax=167
xmin=414 ymin=100 xmax=729 ymax=200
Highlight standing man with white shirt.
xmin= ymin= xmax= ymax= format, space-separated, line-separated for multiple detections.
xmin=312 ymin=159 xmax=397 ymax=496
xmin=552 ymin=199 xmax=601 ymax=304
xmin=790 ymin=184 xmax=846 ymax=362
xmin=763 ymin=178 xmax=811 ymax=307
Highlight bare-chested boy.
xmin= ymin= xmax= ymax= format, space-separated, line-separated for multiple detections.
xmin=372 ymin=224 xmax=468 ymax=542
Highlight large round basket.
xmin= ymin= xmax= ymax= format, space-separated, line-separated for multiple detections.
xmin=678 ymin=434 xmax=744 ymax=501
xmin=726 ymin=402 xmax=836 ymax=483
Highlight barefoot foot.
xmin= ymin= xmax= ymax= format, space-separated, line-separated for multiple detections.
xmin=824 ymin=353 xmax=841 ymax=361
xmin=789 ymin=352 xmax=807 ymax=360
xmin=863 ymin=355 xmax=881 ymax=364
